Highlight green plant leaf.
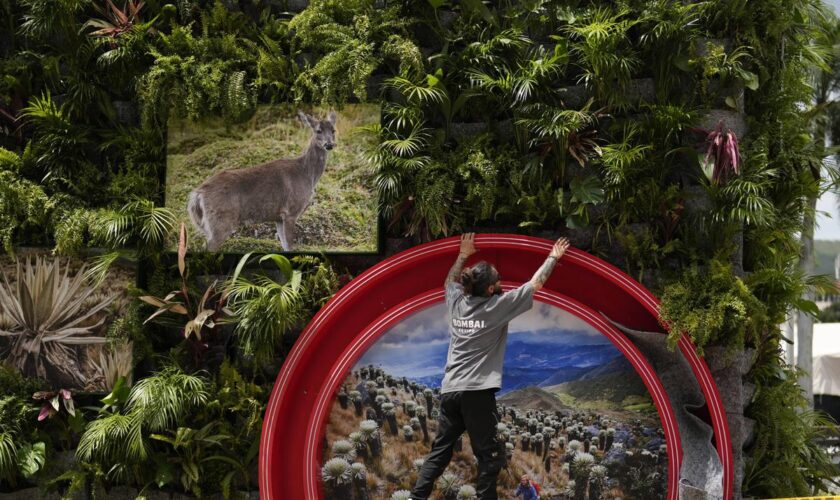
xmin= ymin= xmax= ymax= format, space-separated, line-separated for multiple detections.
xmin=101 ymin=376 xmax=130 ymax=407
xmin=742 ymin=70 xmax=759 ymax=90
xmin=259 ymin=254 xmax=293 ymax=281
xmin=17 ymin=442 xmax=45 ymax=478
xmin=461 ymin=0 xmax=495 ymax=25
xmin=154 ymin=458 xmax=175 ymax=487
xmin=565 ymin=214 xmax=587 ymax=229
xmin=569 ymin=175 xmax=604 ymax=205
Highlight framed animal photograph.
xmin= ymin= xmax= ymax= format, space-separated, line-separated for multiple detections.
xmin=165 ymin=103 xmax=382 ymax=253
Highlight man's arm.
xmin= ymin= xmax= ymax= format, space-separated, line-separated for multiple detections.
xmin=445 ymin=253 xmax=469 ymax=286
xmin=528 ymin=237 xmax=569 ymax=292
xmin=445 ymin=233 xmax=477 ymax=286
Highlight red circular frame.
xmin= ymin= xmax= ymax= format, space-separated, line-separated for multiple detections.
xmin=259 ymin=234 xmax=733 ymax=499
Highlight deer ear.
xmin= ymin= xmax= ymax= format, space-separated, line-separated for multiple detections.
xmin=327 ymin=110 xmax=337 ymax=125
xmin=297 ymin=110 xmax=316 ymax=129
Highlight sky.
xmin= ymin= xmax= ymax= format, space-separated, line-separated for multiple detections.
xmin=354 ymin=301 xmax=609 ymax=378
xmin=817 ymin=0 xmax=840 ymax=239
xmin=817 ymin=191 xmax=840 ymax=240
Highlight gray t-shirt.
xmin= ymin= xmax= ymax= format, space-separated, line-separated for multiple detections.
xmin=440 ymin=281 xmax=535 ymax=394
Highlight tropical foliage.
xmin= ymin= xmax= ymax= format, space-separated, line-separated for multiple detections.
xmin=0 ymin=0 xmax=839 ymax=497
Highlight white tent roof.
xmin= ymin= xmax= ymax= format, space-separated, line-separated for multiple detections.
xmin=814 ymin=323 xmax=840 ymax=396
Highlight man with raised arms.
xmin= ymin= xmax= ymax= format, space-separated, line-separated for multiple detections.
xmin=411 ymin=233 xmax=570 ymax=500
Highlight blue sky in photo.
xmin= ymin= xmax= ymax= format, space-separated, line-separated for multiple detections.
xmin=354 ymin=301 xmax=613 ymax=379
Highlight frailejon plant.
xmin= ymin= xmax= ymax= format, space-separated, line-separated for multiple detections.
xmin=331 ymin=439 xmax=356 ymax=462
xmin=350 ymin=462 xmax=368 ymax=500
xmin=457 ymin=484 xmax=477 ymax=500
xmin=321 ymin=457 xmax=353 ymax=498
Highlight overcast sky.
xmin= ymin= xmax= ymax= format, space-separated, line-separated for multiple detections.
xmin=816 ymin=0 xmax=840 ymax=239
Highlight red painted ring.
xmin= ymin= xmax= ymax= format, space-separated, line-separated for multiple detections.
xmin=259 ymin=234 xmax=733 ymax=500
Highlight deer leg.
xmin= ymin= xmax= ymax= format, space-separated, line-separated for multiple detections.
xmin=275 ymin=220 xmax=289 ymax=251
xmin=205 ymin=223 xmax=232 ymax=252
xmin=283 ymin=216 xmax=297 ymax=251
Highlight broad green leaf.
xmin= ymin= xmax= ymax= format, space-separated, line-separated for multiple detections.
xmin=259 ymin=254 xmax=293 ymax=281
xmin=154 ymin=458 xmax=175 ymax=487
xmin=101 ymin=376 xmax=130 ymax=407
xmin=743 ymin=71 xmax=759 ymax=90
xmin=17 ymin=442 xmax=45 ymax=478
xmin=569 ymin=175 xmax=604 ymax=204
xmin=565 ymin=213 xmax=587 ymax=229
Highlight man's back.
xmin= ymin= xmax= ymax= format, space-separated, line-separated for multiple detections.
xmin=440 ymin=281 xmax=535 ymax=394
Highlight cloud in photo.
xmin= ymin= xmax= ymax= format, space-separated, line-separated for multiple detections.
xmin=355 ymin=300 xmax=611 ymax=377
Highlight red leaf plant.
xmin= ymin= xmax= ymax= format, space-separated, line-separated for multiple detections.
xmin=83 ymin=0 xmax=145 ymax=38
xmin=33 ymin=389 xmax=75 ymax=421
xmin=690 ymin=119 xmax=741 ymax=185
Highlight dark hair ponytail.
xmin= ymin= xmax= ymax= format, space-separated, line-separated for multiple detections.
xmin=460 ymin=261 xmax=499 ymax=297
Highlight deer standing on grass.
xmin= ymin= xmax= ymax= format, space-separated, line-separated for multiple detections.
xmin=187 ymin=110 xmax=336 ymax=251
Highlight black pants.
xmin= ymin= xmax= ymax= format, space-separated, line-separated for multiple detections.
xmin=411 ymin=389 xmax=504 ymax=500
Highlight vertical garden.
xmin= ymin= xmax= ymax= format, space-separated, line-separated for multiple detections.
xmin=1 ymin=0 xmax=839 ymax=498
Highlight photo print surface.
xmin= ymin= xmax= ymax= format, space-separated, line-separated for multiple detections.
xmin=0 ymin=250 xmax=135 ymax=393
xmin=166 ymin=104 xmax=380 ymax=253
xmin=322 ymin=301 xmax=668 ymax=499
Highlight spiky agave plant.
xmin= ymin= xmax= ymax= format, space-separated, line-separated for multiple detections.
xmin=0 ymin=256 xmax=115 ymax=385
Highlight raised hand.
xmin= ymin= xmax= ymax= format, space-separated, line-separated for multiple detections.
xmin=459 ymin=232 xmax=477 ymax=257
xmin=446 ymin=233 xmax=476 ymax=286
xmin=549 ymin=237 xmax=570 ymax=259
xmin=530 ymin=237 xmax=570 ymax=292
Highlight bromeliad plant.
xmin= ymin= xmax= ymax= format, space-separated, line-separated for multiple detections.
xmin=33 ymin=389 xmax=75 ymax=422
xmin=82 ymin=0 xmax=151 ymax=40
xmin=692 ymin=119 xmax=742 ymax=185
xmin=0 ymin=256 xmax=115 ymax=386
xmin=140 ymin=224 xmax=232 ymax=365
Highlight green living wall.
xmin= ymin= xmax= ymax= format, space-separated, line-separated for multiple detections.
xmin=0 ymin=0 xmax=839 ymax=498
